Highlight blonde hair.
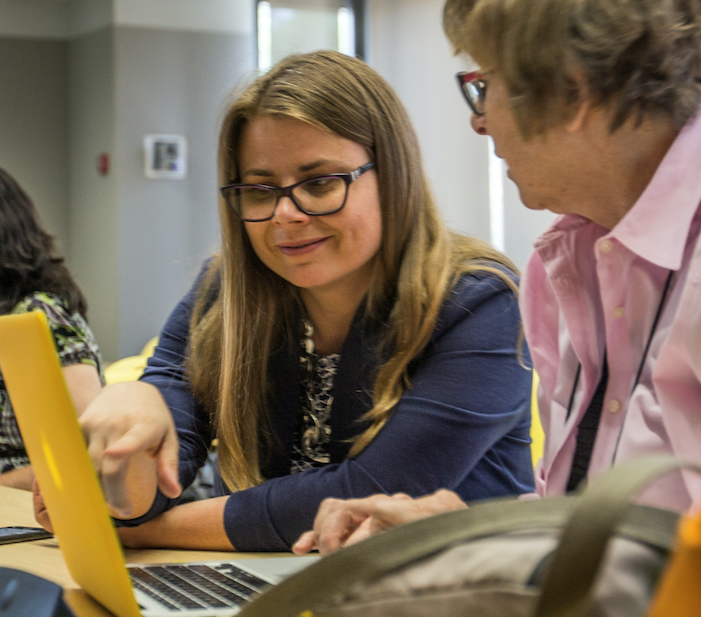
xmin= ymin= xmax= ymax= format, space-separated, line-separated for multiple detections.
xmin=188 ymin=51 xmax=518 ymax=491
xmin=443 ymin=0 xmax=701 ymax=136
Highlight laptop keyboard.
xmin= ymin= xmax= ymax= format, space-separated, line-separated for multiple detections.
xmin=128 ymin=563 xmax=271 ymax=612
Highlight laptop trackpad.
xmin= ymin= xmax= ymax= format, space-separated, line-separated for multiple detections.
xmin=236 ymin=556 xmax=320 ymax=584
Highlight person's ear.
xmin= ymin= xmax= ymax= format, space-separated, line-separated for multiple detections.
xmin=563 ymin=69 xmax=592 ymax=133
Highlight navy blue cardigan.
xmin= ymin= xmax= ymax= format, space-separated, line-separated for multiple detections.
xmin=135 ymin=264 xmax=534 ymax=551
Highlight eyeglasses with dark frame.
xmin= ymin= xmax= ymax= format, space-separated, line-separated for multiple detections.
xmin=456 ymin=71 xmax=487 ymax=116
xmin=220 ymin=161 xmax=376 ymax=222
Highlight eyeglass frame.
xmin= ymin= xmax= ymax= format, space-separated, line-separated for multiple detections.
xmin=220 ymin=161 xmax=376 ymax=222
xmin=456 ymin=71 xmax=487 ymax=116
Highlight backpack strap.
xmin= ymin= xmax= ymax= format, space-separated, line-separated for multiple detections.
xmin=534 ymin=455 xmax=701 ymax=617
xmin=239 ymin=496 xmax=575 ymax=617
xmin=240 ymin=457 xmax=686 ymax=617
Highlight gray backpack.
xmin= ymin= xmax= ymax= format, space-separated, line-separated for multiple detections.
xmin=240 ymin=456 xmax=696 ymax=617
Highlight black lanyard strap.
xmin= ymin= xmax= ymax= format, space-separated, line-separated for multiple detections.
xmin=632 ymin=269 xmax=675 ymax=389
xmin=610 ymin=268 xmax=675 ymax=460
xmin=564 ymin=269 xmax=675 ymax=484
xmin=567 ymin=357 xmax=609 ymax=491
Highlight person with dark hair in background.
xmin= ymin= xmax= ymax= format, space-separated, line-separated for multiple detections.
xmin=0 ymin=168 xmax=103 ymax=490
xmin=293 ymin=0 xmax=701 ymax=555
xmin=41 ymin=50 xmax=535 ymax=552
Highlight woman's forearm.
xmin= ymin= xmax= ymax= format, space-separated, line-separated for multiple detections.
xmin=117 ymin=496 xmax=234 ymax=551
xmin=62 ymin=362 xmax=103 ymax=417
xmin=0 ymin=465 xmax=34 ymax=490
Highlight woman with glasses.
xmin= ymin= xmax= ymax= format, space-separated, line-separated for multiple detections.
xmin=0 ymin=168 xmax=103 ymax=490
xmin=65 ymin=50 xmax=534 ymax=552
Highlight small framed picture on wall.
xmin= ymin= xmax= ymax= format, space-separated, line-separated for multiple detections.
xmin=144 ymin=134 xmax=187 ymax=179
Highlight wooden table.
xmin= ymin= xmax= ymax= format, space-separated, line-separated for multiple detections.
xmin=0 ymin=486 xmax=284 ymax=616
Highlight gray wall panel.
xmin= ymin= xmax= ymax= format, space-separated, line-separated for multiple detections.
xmin=0 ymin=38 xmax=69 ymax=252
xmin=67 ymin=27 xmax=119 ymax=359
xmin=113 ymin=27 xmax=255 ymax=358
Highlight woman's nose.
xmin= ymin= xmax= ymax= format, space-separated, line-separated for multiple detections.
xmin=470 ymin=113 xmax=488 ymax=136
xmin=272 ymin=195 xmax=308 ymax=225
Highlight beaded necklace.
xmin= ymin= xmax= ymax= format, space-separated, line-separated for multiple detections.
xmin=290 ymin=319 xmax=340 ymax=474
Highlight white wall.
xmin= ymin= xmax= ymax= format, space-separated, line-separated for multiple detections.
xmin=367 ymin=0 xmax=490 ymax=242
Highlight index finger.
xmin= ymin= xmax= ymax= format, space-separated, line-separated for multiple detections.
xmin=105 ymin=428 xmax=182 ymax=512
xmin=100 ymin=455 xmax=134 ymax=518
xmin=292 ymin=530 xmax=317 ymax=555
xmin=102 ymin=419 xmax=181 ymax=499
xmin=153 ymin=425 xmax=182 ymax=499
xmin=313 ymin=496 xmax=388 ymax=555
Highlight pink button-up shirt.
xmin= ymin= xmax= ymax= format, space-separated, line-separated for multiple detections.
xmin=521 ymin=108 xmax=701 ymax=511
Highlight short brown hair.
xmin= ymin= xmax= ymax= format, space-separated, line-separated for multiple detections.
xmin=443 ymin=0 xmax=701 ymax=135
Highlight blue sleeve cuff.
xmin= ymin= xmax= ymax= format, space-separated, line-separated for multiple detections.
xmin=223 ymin=484 xmax=290 ymax=552
xmin=112 ymin=490 xmax=177 ymax=528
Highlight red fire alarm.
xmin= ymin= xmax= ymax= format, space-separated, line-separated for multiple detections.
xmin=97 ymin=153 xmax=110 ymax=176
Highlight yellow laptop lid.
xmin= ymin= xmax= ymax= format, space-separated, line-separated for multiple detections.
xmin=0 ymin=311 xmax=141 ymax=617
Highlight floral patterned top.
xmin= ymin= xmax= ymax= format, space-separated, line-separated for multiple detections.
xmin=290 ymin=320 xmax=340 ymax=474
xmin=0 ymin=292 xmax=102 ymax=473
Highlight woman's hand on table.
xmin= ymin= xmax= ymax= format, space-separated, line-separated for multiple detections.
xmin=0 ymin=465 xmax=35 ymax=491
xmin=34 ymin=477 xmax=234 ymax=553
xmin=32 ymin=479 xmax=52 ymax=533
xmin=292 ymin=489 xmax=467 ymax=556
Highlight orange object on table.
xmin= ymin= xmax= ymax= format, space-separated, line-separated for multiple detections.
xmin=648 ymin=507 xmax=701 ymax=617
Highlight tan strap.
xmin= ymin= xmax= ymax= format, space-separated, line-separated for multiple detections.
xmin=239 ymin=497 xmax=575 ymax=617
xmin=534 ymin=455 xmax=701 ymax=617
xmin=240 ymin=457 xmax=686 ymax=617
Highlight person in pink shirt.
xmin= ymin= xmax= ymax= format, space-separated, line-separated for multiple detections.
xmin=293 ymin=0 xmax=701 ymax=555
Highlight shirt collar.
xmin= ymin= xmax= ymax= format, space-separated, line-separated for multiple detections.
xmin=611 ymin=108 xmax=701 ymax=270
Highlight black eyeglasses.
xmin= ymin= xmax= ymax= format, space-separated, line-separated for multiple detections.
xmin=456 ymin=71 xmax=487 ymax=116
xmin=220 ymin=162 xmax=375 ymax=222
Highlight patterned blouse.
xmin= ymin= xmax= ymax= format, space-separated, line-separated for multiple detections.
xmin=0 ymin=292 xmax=103 ymax=473
xmin=290 ymin=320 xmax=340 ymax=474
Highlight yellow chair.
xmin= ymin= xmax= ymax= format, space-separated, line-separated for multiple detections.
xmin=104 ymin=337 xmax=158 ymax=385
xmin=530 ymin=371 xmax=545 ymax=468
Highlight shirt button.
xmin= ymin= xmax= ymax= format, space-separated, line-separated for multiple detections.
xmin=608 ymin=399 xmax=621 ymax=413
xmin=600 ymin=239 xmax=613 ymax=253
xmin=613 ymin=307 xmax=625 ymax=319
